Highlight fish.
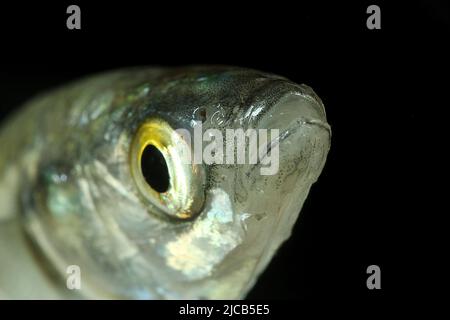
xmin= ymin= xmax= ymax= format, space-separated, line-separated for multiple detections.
xmin=0 ymin=66 xmax=331 ymax=299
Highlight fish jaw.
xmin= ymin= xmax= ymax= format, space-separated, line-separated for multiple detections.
xmin=198 ymin=86 xmax=330 ymax=298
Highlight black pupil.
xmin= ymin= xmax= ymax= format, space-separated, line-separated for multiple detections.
xmin=140 ymin=145 xmax=170 ymax=193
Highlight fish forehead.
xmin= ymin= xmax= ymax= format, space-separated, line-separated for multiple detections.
xmin=16 ymin=66 xmax=287 ymax=140
xmin=30 ymin=66 xmax=299 ymax=157
xmin=14 ymin=66 xmax=306 ymax=146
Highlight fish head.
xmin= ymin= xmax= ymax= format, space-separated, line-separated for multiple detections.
xmin=24 ymin=67 xmax=331 ymax=299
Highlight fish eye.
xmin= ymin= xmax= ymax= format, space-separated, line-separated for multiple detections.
xmin=130 ymin=118 xmax=205 ymax=220
xmin=141 ymin=144 xmax=170 ymax=193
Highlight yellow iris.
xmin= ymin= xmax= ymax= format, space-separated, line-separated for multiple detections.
xmin=130 ymin=118 xmax=205 ymax=220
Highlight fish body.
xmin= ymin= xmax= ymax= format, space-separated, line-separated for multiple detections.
xmin=0 ymin=66 xmax=331 ymax=299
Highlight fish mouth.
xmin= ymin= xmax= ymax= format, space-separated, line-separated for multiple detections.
xmin=244 ymin=86 xmax=331 ymax=176
xmin=223 ymin=86 xmax=331 ymax=297
xmin=254 ymin=86 xmax=330 ymax=138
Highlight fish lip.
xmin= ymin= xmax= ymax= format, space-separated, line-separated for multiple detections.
xmin=280 ymin=117 xmax=332 ymax=139
xmin=253 ymin=85 xmax=331 ymax=147
xmin=243 ymin=80 xmax=328 ymax=126
xmin=242 ymin=89 xmax=331 ymax=177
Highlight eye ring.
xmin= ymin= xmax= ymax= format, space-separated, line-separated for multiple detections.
xmin=130 ymin=118 xmax=205 ymax=220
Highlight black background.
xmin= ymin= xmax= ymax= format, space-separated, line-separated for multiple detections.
xmin=0 ymin=0 xmax=448 ymax=304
